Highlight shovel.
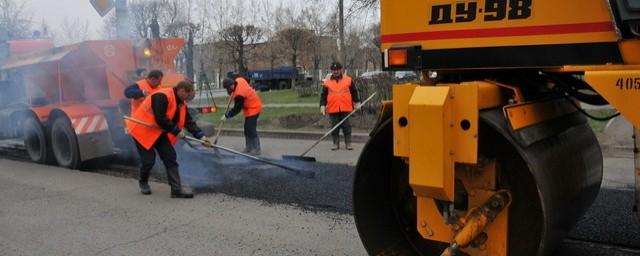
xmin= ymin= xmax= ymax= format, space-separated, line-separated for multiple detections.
xmin=123 ymin=116 xmax=315 ymax=178
xmin=183 ymin=136 xmax=315 ymax=178
xmin=213 ymin=95 xmax=234 ymax=145
xmin=282 ymin=92 xmax=377 ymax=162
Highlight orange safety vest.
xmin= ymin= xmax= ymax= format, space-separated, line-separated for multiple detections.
xmin=324 ymin=75 xmax=353 ymax=113
xmin=232 ymin=78 xmax=262 ymax=117
xmin=130 ymin=79 xmax=159 ymax=114
xmin=126 ymin=88 xmax=186 ymax=150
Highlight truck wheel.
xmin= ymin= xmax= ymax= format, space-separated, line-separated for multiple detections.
xmin=278 ymin=80 xmax=289 ymax=89
xmin=23 ymin=117 xmax=53 ymax=164
xmin=51 ymin=117 xmax=81 ymax=169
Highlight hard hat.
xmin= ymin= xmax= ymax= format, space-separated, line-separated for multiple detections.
xmin=222 ymin=78 xmax=236 ymax=89
xmin=330 ymin=62 xmax=343 ymax=70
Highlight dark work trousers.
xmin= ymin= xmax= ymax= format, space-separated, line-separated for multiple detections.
xmin=244 ymin=114 xmax=261 ymax=152
xmin=329 ymin=112 xmax=352 ymax=145
xmin=134 ymin=134 xmax=182 ymax=192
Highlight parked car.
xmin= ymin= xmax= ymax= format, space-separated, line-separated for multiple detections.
xmin=359 ymin=71 xmax=392 ymax=80
xmin=394 ymin=71 xmax=418 ymax=80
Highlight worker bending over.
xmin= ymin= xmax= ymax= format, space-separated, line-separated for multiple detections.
xmin=221 ymin=76 xmax=263 ymax=155
xmin=320 ymin=62 xmax=361 ymax=150
xmin=126 ymin=81 xmax=209 ymax=198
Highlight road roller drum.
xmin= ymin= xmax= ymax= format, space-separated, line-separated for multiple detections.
xmin=353 ymin=109 xmax=602 ymax=255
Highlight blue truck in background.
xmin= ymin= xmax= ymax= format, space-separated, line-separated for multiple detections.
xmin=247 ymin=66 xmax=310 ymax=91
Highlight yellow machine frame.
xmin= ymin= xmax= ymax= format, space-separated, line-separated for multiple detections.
xmin=378 ymin=0 xmax=640 ymax=255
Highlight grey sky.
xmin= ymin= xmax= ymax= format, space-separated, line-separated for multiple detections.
xmin=24 ymin=0 xmax=105 ymax=39
xmin=23 ymin=0 xmax=377 ymax=42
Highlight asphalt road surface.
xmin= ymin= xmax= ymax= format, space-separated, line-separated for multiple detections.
xmin=0 ymin=149 xmax=639 ymax=255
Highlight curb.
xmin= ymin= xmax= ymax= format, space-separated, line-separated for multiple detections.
xmin=601 ymin=145 xmax=634 ymax=158
xmin=216 ymin=128 xmax=371 ymax=143
xmin=196 ymin=120 xmax=371 ymax=143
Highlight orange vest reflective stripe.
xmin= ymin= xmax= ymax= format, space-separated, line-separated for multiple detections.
xmin=232 ymin=78 xmax=262 ymax=117
xmin=130 ymin=79 xmax=158 ymax=114
xmin=126 ymin=88 xmax=186 ymax=150
xmin=324 ymin=75 xmax=353 ymax=113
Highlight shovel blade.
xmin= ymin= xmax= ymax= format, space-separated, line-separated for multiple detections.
xmin=282 ymin=155 xmax=317 ymax=162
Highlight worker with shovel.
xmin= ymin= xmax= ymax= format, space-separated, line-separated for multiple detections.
xmin=320 ymin=62 xmax=361 ymax=151
xmin=220 ymin=76 xmax=263 ymax=155
xmin=126 ymin=81 xmax=209 ymax=198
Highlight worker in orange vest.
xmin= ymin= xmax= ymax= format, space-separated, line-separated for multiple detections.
xmin=320 ymin=62 xmax=361 ymax=151
xmin=125 ymin=69 xmax=164 ymax=114
xmin=221 ymin=76 xmax=263 ymax=155
xmin=126 ymin=81 xmax=210 ymax=198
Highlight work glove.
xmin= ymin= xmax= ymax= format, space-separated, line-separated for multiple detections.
xmin=200 ymin=137 xmax=212 ymax=147
xmin=171 ymin=127 xmax=185 ymax=138
xmin=176 ymin=129 xmax=186 ymax=139
xmin=355 ymin=102 xmax=362 ymax=110
xmin=320 ymin=106 xmax=326 ymax=116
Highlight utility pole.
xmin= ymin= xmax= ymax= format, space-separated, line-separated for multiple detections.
xmin=339 ymin=0 xmax=345 ymax=64
xmin=115 ymin=0 xmax=131 ymax=39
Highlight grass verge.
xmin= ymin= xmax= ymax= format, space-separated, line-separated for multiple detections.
xmin=192 ymin=89 xmax=319 ymax=106
xmin=197 ymin=107 xmax=318 ymax=129
xmin=586 ymin=109 xmax=617 ymax=133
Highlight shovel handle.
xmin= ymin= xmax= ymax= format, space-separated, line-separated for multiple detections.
xmin=213 ymin=95 xmax=234 ymax=144
xmin=124 ymin=115 xmax=314 ymax=178
xmin=123 ymin=116 xmax=159 ymax=129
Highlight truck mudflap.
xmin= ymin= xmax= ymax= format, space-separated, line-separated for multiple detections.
xmin=49 ymin=105 xmax=115 ymax=164
xmin=77 ymin=130 xmax=113 ymax=161
xmin=71 ymin=114 xmax=113 ymax=161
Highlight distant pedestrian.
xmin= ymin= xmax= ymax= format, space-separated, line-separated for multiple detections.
xmin=221 ymin=76 xmax=263 ymax=155
xmin=126 ymin=81 xmax=210 ymax=198
xmin=320 ymin=62 xmax=361 ymax=151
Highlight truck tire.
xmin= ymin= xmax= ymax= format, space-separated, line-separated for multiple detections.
xmin=278 ymin=80 xmax=290 ymax=89
xmin=23 ymin=117 xmax=53 ymax=164
xmin=51 ymin=116 xmax=81 ymax=169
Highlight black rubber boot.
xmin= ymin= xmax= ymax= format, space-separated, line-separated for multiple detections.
xmin=331 ymin=137 xmax=340 ymax=151
xmin=171 ymin=187 xmax=194 ymax=199
xmin=243 ymin=136 xmax=253 ymax=153
xmin=167 ymin=167 xmax=193 ymax=198
xmin=345 ymin=135 xmax=353 ymax=151
xmin=139 ymin=181 xmax=151 ymax=195
xmin=250 ymin=137 xmax=261 ymax=155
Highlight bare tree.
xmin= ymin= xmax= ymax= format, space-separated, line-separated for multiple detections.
xmin=162 ymin=0 xmax=210 ymax=80
xmin=350 ymin=0 xmax=379 ymax=12
xmin=302 ymin=3 xmax=331 ymax=75
xmin=100 ymin=12 xmax=118 ymax=39
xmin=129 ymin=0 xmax=163 ymax=38
xmin=275 ymin=27 xmax=313 ymax=69
xmin=338 ymin=0 xmax=345 ymax=63
xmin=218 ymin=24 xmax=263 ymax=75
xmin=363 ymin=22 xmax=381 ymax=70
xmin=254 ymin=0 xmax=283 ymax=71
xmin=343 ymin=29 xmax=365 ymax=71
xmin=0 ymin=0 xmax=32 ymax=39
xmin=56 ymin=17 xmax=90 ymax=45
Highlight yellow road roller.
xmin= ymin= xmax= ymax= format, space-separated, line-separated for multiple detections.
xmin=353 ymin=0 xmax=640 ymax=255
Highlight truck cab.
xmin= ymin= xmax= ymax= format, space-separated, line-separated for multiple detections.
xmin=248 ymin=66 xmax=310 ymax=91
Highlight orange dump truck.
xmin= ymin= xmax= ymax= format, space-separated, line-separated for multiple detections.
xmin=0 ymin=39 xmax=185 ymax=169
